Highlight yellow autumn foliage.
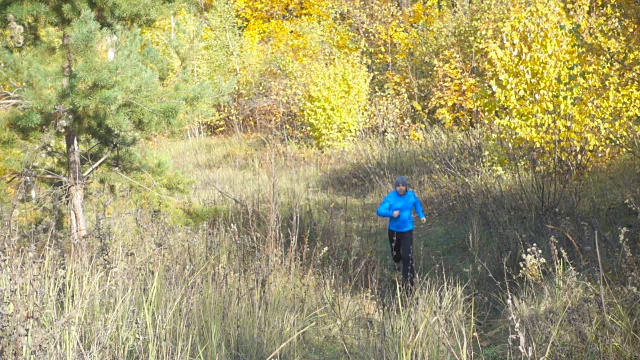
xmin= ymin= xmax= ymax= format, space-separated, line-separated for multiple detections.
xmin=484 ymin=0 xmax=640 ymax=171
xmin=233 ymin=0 xmax=371 ymax=148
xmin=298 ymin=55 xmax=370 ymax=149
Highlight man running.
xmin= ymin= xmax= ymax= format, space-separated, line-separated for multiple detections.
xmin=377 ymin=176 xmax=426 ymax=289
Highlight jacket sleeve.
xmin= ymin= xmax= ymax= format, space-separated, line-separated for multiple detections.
xmin=414 ymin=193 xmax=426 ymax=219
xmin=377 ymin=194 xmax=394 ymax=217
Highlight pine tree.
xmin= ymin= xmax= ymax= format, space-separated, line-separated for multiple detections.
xmin=0 ymin=1 xmax=204 ymax=244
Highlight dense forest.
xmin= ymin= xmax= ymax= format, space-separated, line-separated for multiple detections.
xmin=1 ymin=0 xmax=639 ymax=358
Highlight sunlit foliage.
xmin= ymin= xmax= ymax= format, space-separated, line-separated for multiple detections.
xmin=483 ymin=0 xmax=640 ymax=173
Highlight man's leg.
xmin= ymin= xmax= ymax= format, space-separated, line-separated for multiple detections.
xmin=400 ymin=230 xmax=415 ymax=288
xmin=388 ymin=230 xmax=402 ymax=269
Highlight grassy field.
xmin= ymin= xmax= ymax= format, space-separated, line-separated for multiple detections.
xmin=2 ymin=133 xmax=640 ymax=359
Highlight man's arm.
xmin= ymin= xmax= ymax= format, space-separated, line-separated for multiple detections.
xmin=414 ymin=193 xmax=426 ymax=223
xmin=377 ymin=194 xmax=394 ymax=217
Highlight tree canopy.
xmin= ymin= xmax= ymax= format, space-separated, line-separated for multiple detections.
xmin=2 ymin=0 xmax=640 ymax=238
xmin=0 ymin=0 xmax=218 ymax=241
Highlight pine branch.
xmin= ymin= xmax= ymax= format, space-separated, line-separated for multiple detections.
xmin=3 ymin=170 xmax=66 ymax=183
xmin=125 ymin=98 xmax=153 ymax=112
xmin=0 ymin=90 xmax=20 ymax=99
xmin=83 ymin=144 xmax=116 ymax=178
xmin=2 ymin=172 xmax=20 ymax=183
xmin=111 ymin=168 xmax=183 ymax=204
xmin=0 ymin=90 xmax=26 ymax=109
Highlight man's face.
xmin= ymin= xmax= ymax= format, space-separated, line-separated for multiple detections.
xmin=396 ymin=184 xmax=406 ymax=195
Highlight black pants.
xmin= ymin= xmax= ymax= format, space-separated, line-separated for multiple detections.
xmin=388 ymin=229 xmax=415 ymax=288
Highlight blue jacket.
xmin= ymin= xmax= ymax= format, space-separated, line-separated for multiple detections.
xmin=377 ymin=190 xmax=425 ymax=232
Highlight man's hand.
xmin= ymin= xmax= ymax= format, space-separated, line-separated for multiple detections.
xmin=420 ymin=217 xmax=426 ymax=224
xmin=392 ymin=210 xmax=400 ymax=218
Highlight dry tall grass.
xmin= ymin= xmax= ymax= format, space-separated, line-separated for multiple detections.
xmin=2 ymin=134 xmax=639 ymax=359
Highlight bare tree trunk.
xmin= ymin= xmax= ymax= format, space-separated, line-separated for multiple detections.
xmin=66 ymin=129 xmax=87 ymax=244
xmin=61 ymin=33 xmax=86 ymax=246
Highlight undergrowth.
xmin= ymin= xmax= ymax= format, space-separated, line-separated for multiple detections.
xmin=2 ymin=134 xmax=639 ymax=359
